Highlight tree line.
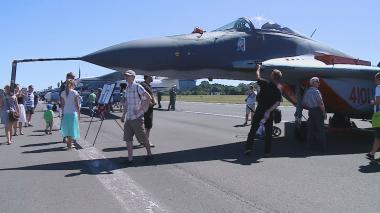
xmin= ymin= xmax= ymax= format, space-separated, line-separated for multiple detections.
xmin=177 ymin=81 xmax=255 ymax=95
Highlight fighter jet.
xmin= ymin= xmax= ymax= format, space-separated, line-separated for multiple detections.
xmin=11 ymin=17 xmax=380 ymax=127
xmin=80 ymin=17 xmax=380 ymax=124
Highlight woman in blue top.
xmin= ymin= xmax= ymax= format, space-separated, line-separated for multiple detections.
xmin=0 ymin=85 xmax=19 ymax=145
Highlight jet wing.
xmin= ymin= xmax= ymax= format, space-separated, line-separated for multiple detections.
xmin=263 ymin=55 xmax=380 ymax=83
xmin=233 ymin=55 xmax=380 ymax=83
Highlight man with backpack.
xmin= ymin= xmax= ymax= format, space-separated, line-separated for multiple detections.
xmin=121 ymin=70 xmax=153 ymax=165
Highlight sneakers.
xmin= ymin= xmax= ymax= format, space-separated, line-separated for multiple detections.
xmin=366 ymin=153 xmax=375 ymax=160
xmin=264 ymin=153 xmax=272 ymax=158
xmin=144 ymin=155 xmax=153 ymax=162
xmin=123 ymin=160 xmax=136 ymax=167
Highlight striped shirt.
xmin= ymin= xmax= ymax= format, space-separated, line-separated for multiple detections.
xmin=124 ymin=82 xmax=147 ymax=120
xmin=25 ymin=91 xmax=34 ymax=108
xmin=302 ymin=87 xmax=323 ymax=109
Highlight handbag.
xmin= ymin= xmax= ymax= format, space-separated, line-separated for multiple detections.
xmin=273 ymin=108 xmax=282 ymax=124
xmin=5 ymin=96 xmax=19 ymax=121
xmin=8 ymin=110 xmax=20 ymax=121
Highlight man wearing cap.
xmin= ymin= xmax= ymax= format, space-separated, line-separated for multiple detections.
xmin=122 ymin=70 xmax=153 ymax=164
xmin=140 ymin=75 xmax=156 ymax=145
xmin=168 ymin=85 xmax=177 ymax=111
xmin=302 ymin=77 xmax=327 ymax=151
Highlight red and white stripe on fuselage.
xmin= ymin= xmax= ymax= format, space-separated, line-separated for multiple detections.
xmin=280 ymin=78 xmax=374 ymax=117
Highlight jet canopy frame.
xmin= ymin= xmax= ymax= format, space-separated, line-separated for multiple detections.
xmin=214 ymin=17 xmax=302 ymax=36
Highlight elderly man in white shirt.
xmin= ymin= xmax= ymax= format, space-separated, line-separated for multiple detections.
xmin=121 ymin=70 xmax=153 ymax=165
xmin=302 ymin=77 xmax=327 ymax=151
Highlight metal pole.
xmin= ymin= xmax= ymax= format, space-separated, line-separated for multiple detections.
xmin=93 ymin=119 xmax=104 ymax=146
xmin=10 ymin=61 xmax=17 ymax=92
xmin=84 ymin=115 xmax=94 ymax=140
xmin=9 ymin=57 xmax=80 ymax=92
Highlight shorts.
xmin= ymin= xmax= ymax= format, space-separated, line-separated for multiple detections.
xmin=123 ymin=116 xmax=148 ymax=143
xmin=46 ymin=121 xmax=53 ymax=129
xmin=144 ymin=107 xmax=153 ymax=129
xmin=375 ymin=128 xmax=380 ymax=140
xmin=246 ymin=104 xmax=255 ymax=114
xmin=25 ymin=106 xmax=34 ymax=114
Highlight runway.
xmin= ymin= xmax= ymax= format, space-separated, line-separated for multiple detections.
xmin=0 ymin=101 xmax=379 ymax=213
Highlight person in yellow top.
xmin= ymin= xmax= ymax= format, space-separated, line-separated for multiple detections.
xmin=44 ymin=104 xmax=54 ymax=135
xmin=367 ymin=72 xmax=380 ymax=162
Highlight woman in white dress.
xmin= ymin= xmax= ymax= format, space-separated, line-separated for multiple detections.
xmin=13 ymin=84 xmax=27 ymax=135
xmin=60 ymin=79 xmax=81 ymax=149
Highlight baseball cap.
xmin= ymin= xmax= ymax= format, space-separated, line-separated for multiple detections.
xmin=124 ymin=70 xmax=136 ymax=76
xmin=309 ymin=77 xmax=319 ymax=84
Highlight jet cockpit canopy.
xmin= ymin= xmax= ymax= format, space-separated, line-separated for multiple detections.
xmin=214 ymin=17 xmax=303 ymax=36
xmin=214 ymin=17 xmax=254 ymax=32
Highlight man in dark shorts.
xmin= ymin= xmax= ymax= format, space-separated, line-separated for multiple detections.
xmin=122 ymin=70 xmax=153 ymax=164
xmin=140 ymin=75 xmax=156 ymax=147
xmin=245 ymin=64 xmax=282 ymax=157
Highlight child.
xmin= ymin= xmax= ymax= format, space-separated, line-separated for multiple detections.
xmin=44 ymin=104 xmax=54 ymax=134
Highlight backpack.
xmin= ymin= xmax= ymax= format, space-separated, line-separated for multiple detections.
xmin=273 ymin=109 xmax=282 ymax=124
xmin=136 ymin=86 xmax=150 ymax=113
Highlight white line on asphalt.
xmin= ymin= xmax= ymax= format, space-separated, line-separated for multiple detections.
xmin=178 ymin=101 xmax=295 ymax=108
xmin=182 ymin=110 xmax=244 ymax=118
xmin=181 ymin=110 xmax=290 ymax=123
xmin=54 ymin=119 xmax=167 ymax=213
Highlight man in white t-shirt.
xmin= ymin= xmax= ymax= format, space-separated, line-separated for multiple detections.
xmin=367 ymin=72 xmax=380 ymax=162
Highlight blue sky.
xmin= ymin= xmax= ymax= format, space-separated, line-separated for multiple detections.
xmin=1 ymin=0 xmax=379 ymax=90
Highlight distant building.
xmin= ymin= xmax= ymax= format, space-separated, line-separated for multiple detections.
xmin=179 ymin=80 xmax=196 ymax=91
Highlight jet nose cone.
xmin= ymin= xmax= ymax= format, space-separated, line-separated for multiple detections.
xmin=82 ymin=37 xmax=177 ymax=70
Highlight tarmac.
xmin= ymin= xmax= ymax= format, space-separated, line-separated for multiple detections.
xmin=0 ymin=101 xmax=379 ymax=213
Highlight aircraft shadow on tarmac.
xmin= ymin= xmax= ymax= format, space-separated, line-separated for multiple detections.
xmin=20 ymin=141 xmax=63 ymax=148
xmin=21 ymin=147 xmax=68 ymax=154
xmin=0 ymin=122 xmax=378 ymax=175
xmin=32 ymin=129 xmax=60 ymax=133
xmin=80 ymin=108 xmax=122 ymax=120
xmin=358 ymin=162 xmax=380 ymax=173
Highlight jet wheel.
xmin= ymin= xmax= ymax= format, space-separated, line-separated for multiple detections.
xmin=272 ymin=126 xmax=282 ymax=137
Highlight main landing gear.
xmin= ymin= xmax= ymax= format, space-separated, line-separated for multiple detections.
xmin=294 ymin=113 xmax=358 ymax=142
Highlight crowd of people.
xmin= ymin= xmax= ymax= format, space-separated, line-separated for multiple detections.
xmin=1 ymin=68 xmax=380 ymax=164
